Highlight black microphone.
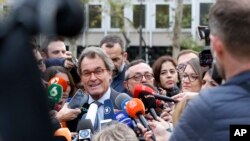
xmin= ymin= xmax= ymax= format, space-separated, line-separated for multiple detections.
xmin=77 ymin=119 xmax=94 ymax=141
xmin=134 ymin=84 xmax=178 ymax=103
xmin=139 ymin=92 xmax=158 ymax=121
xmin=38 ymin=0 xmax=84 ymax=36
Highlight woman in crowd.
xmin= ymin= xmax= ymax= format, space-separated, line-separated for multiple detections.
xmin=180 ymin=58 xmax=203 ymax=93
xmin=202 ymin=68 xmax=219 ymax=89
xmin=152 ymin=55 xmax=180 ymax=97
xmin=43 ymin=66 xmax=76 ymax=111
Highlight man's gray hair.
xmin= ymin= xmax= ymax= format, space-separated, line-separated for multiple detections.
xmin=77 ymin=47 xmax=114 ymax=75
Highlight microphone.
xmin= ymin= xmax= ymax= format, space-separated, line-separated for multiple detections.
xmin=115 ymin=93 xmax=132 ymax=114
xmin=54 ymin=128 xmax=71 ymax=141
xmin=48 ymin=76 xmax=68 ymax=92
xmin=134 ymin=84 xmax=178 ymax=103
xmin=114 ymin=111 xmax=134 ymax=129
xmin=38 ymin=0 xmax=84 ymax=37
xmin=139 ymin=92 xmax=158 ymax=121
xmin=68 ymin=89 xmax=88 ymax=109
xmin=48 ymin=83 xmax=63 ymax=104
xmin=126 ymin=98 xmax=156 ymax=141
xmin=103 ymin=99 xmax=115 ymax=120
xmin=85 ymin=103 xmax=98 ymax=127
xmin=77 ymin=119 xmax=94 ymax=141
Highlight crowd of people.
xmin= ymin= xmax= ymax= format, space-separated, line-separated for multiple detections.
xmin=29 ymin=0 xmax=250 ymax=140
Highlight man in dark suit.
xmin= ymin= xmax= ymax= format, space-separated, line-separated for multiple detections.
xmin=74 ymin=46 xmax=125 ymax=131
xmin=100 ymin=35 xmax=128 ymax=93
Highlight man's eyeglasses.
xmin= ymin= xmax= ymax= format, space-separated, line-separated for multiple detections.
xmin=176 ymin=63 xmax=186 ymax=73
xmin=180 ymin=73 xmax=199 ymax=82
xmin=81 ymin=68 xmax=107 ymax=79
xmin=126 ymin=73 xmax=154 ymax=82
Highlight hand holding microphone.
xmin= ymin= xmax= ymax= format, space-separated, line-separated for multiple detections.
xmin=137 ymin=117 xmax=171 ymax=141
xmin=126 ymin=98 xmax=156 ymax=141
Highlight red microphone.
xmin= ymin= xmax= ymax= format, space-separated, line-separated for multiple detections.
xmin=126 ymin=98 xmax=156 ymax=141
xmin=48 ymin=76 xmax=68 ymax=92
xmin=133 ymin=84 xmax=154 ymax=98
xmin=125 ymin=98 xmax=145 ymax=118
xmin=134 ymin=84 xmax=178 ymax=103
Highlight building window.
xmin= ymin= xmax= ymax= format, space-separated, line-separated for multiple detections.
xmin=89 ymin=5 xmax=102 ymax=28
xmin=133 ymin=4 xmax=146 ymax=28
xmin=156 ymin=4 xmax=170 ymax=28
xmin=0 ymin=5 xmax=11 ymax=18
xmin=200 ymin=3 xmax=213 ymax=25
xmin=111 ymin=5 xmax=124 ymax=28
xmin=181 ymin=4 xmax=191 ymax=28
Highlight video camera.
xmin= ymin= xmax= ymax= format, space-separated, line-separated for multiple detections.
xmin=197 ymin=26 xmax=213 ymax=67
xmin=197 ymin=25 xmax=222 ymax=84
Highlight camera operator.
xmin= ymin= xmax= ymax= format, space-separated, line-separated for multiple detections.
xmin=139 ymin=0 xmax=250 ymax=141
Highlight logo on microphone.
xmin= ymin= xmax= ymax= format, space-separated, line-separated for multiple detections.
xmin=50 ymin=77 xmax=59 ymax=84
xmin=128 ymin=100 xmax=137 ymax=109
xmin=104 ymin=106 xmax=111 ymax=114
xmin=79 ymin=130 xmax=90 ymax=138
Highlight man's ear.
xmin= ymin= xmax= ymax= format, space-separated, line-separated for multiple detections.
xmin=123 ymin=81 xmax=129 ymax=90
xmin=123 ymin=52 xmax=128 ymax=60
xmin=210 ymin=35 xmax=224 ymax=58
xmin=40 ymin=51 xmax=48 ymax=59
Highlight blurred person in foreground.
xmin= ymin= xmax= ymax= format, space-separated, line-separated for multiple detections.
xmin=138 ymin=0 xmax=250 ymax=140
xmin=93 ymin=121 xmax=138 ymax=141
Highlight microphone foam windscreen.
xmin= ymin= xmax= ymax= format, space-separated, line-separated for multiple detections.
xmin=133 ymin=84 xmax=154 ymax=98
xmin=77 ymin=119 xmax=94 ymax=133
xmin=51 ymin=117 xmax=62 ymax=133
xmin=139 ymin=92 xmax=157 ymax=109
xmin=48 ymin=76 xmax=68 ymax=92
xmin=115 ymin=93 xmax=132 ymax=109
xmin=125 ymin=98 xmax=145 ymax=118
xmin=54 ymin=128 xmax=71 ymax=141
xmin=55 ymin=0 xmax=84 ymax=37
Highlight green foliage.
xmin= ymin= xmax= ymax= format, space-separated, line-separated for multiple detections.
xmin=156 ymin=5 xmax=169 ymax=28
xmin=79 ymin=0 xmax=90 ymax=4
xmin=181 ymin=4 xmax=191 ymax=28
xmin=89 ymin=5 xmax=102 ymax=28
xmin=0 ymin=5 xmax=11 ymax=19
xmin=180 ymin=35 xmax=204 ymax=52
xmin=200 ymin=3 xmax=213 ymax=25
xmin=133 ymin=4 xmax=145 ymax=28
xmin=110 ymin=0 xmax=124 ymax=28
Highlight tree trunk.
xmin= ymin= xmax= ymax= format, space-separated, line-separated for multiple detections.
xmin=172 ymin=0 xmax=183 ymax=59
